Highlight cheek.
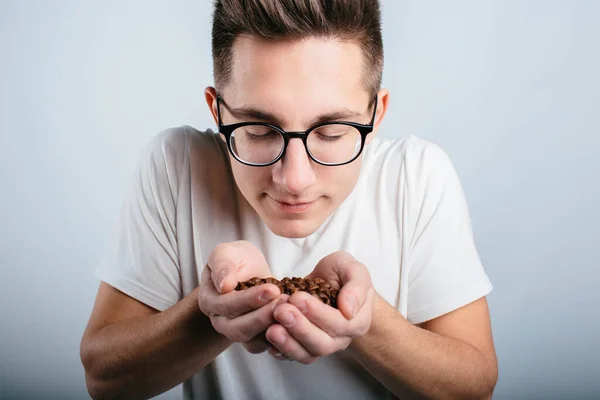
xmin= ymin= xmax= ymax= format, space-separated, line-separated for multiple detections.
xmin=231 ymin=162 xmax=272 ymax=194
xmin=317 ymin=162 xmax=362 ymax=198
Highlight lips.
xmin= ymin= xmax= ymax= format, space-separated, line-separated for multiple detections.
xmin=276 ymin=199 xmax=312 ymax=206
xmin=268 ymin=195 xmax=315 ymax=214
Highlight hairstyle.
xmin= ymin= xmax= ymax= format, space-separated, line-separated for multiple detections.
xmin=211 ymin=0 xmax=384 ymax=96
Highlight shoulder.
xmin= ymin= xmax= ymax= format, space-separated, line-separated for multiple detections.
xmin=134 ymin=125 xmax=227 ymax=200
xmin=365 ymin=135 xmax=453 ymax=176
xmin=139 ymin=125 xmax=226 ymax=177
xmin=141 ymin=125 xmax=221 ymax=164
xmin=362 ymin=135 xmax=457 ymax=198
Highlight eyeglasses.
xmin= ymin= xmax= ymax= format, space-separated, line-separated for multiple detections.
xmin=216 ymin=95 xmax=378 ymax=167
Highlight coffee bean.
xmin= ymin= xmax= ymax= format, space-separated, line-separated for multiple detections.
xmin=235 ymin=276 xmax=339 ymax=309
xmin=318 ymin=292 xmax=331 ymax=305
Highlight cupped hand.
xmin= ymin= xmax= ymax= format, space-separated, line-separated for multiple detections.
xmin=265 ymin=251 xmax=374 ymax=364
xmin=198 ymin=240 xmax=287 ymax=354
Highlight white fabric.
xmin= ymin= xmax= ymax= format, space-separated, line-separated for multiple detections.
xmin=95 ymin=126 xmax=492 ymax=400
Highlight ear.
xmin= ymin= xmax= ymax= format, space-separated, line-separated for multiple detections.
xmin=204 ymin=86 xmax=219 ymax=127
xmin=366 ymin=88 xmax=390 ymax=145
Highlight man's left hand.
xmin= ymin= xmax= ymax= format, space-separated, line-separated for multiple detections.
xmin=265 ymin=251 xmax=375 ymax=364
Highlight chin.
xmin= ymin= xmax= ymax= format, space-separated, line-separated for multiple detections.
xmin=265 ymin=218 xmax=321 ymax=239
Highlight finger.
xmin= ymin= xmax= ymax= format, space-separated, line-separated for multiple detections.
xmin=267 ymin=346 xmax=289 ymax=361
xmin=204 ymin=281 xmax=282 ymax=319
xmin=265 ymin=323 xmax=318 ymax=365
xmin=243 ymin=334 xmax=271 ymax=354
xmin=207 ymin=257 xmax=239 ymax=294
xmin=286 ymin=291 xmax=351 ymax=338
xmin=212 ymin=295 xmax=288 ymax=343
xmin=304 ymin=251 xmax=355 ymax=288
xmin=332 ymin=258 xmax=372 ymax=320
xmin=207 ymin=241 xmax=271 ymax=294
xmin=272 ymin=301 xmax=337 ymax=357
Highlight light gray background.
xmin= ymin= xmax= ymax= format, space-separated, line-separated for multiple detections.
xmin=1 ymin=1 xmax=598 ymax=399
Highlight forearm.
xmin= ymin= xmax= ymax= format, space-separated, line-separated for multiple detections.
xmin=82 ymin=287 xmax=231 ymax=399
xmin=349 ymin=294 xmax=497 ymax=400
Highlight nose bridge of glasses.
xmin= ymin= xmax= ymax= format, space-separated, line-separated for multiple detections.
xmin=284 ymin=131 xmax=309 ymax=140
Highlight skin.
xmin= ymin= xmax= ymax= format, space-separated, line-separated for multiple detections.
xmin=205 ymin=35 xmax=388 ymax=238
xmin=81 ymin=36 xmax=497 ymax=399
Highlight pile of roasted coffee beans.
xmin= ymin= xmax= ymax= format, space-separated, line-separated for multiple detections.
xmin=235 ymin=276 xmax=339 ymax=309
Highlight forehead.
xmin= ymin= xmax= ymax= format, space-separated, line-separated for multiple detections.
xmin=224 ymin=36 xmax=370 ymax=117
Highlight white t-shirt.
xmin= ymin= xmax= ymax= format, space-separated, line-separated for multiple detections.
xmin=95 ymin=126 xmax=492 ymax=400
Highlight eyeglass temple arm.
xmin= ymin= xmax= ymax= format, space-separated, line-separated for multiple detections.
xmin=216 ymin=95 xmax=223 ymax=127
xmin=370 ymin=94 xmax=378 ymax=125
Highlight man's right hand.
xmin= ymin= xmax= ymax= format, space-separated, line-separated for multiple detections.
xmin=198 ymin=240 xmax=286 ymax=354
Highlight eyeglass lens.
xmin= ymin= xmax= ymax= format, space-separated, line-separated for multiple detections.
xmin=230 ymin=124 xmax=362 ymax=165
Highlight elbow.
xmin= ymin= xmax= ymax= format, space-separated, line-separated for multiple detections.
xmin=84 ymin=373 xmax=114 ymax=400
xmin=474 ymin=362 xmax=498 ymax=400
xmin=81 ymin=338 xmax=104 ymax=399
xmin=80 ymin=336 xmax=123 ymax=400
xmin=82 ymin=362 xmax=124 ymax=400
xmin=451 ymin=359 xmax=498 ymax=400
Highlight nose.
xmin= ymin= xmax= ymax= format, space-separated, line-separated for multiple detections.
xmin=272 ymin=138 xmax=317 ymax=195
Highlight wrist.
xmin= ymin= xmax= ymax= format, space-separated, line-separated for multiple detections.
xmin=349 ymin=292 xmax=408 ymax=350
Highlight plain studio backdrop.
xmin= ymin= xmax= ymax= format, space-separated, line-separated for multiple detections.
xmin=1 ymin=1 xmax=599 ymax=399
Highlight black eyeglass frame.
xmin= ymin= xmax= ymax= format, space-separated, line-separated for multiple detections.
xmin=216 ymin=94 xmax=378 ymax=167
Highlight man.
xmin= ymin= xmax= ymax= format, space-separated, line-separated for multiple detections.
xmin=81 ymin=1 xmax=498 ymax=399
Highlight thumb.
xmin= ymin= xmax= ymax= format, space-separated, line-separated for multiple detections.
xmin=335 ymin=259 xmax=372 ymax=320
xmin=208 ymin=244 xmax=242 ymax=294
xmin=207 ymin=241 xmax=271 ymax=294
xmin=207 ymin=259 xmax=238 ymax=294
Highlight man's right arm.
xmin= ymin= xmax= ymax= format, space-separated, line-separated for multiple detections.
xmin=81 ymin=241 xmax=286 ymax=400
xmin=80 ymin=282 xmax=231 ymax=400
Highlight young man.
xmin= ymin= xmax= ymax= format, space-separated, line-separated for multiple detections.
xmin=81 ymin=1 xmax=498 ymax=399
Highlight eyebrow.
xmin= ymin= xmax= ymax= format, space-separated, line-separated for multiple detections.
xmin=221 ymin=101 xmax=364 ymax=128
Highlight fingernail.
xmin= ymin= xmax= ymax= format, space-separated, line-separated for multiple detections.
xmin=347 ymin=295 xmax=358 ymax=318
xmin=276 ymin=296 xmax=289 ymax=305
xmin=277 ymin=312 xmax=295 ymax=327
xmin=260 ymin=290 xmax=278 ymax=302
xmin=217 ymin=270 xmax=227 ymax=292
xmin=295 ymin=301 xmax=307 ymax=314
xmin=274 ymin=333 xmax=286 ymax=345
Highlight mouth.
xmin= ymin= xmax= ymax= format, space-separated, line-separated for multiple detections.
xmin=268 ymin=195 xmax=315 ymax=214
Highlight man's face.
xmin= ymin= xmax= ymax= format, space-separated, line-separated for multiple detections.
xmin=207 ymin=36 xmax=386 ymax=238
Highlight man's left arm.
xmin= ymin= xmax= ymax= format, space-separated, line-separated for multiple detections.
xmin=267 ymin=144 xmax=498 ymax=398
xmin=349 ymin=292 xmax=498 ymax=400
xmin=266 ymin=252 xmax=497 ymax=399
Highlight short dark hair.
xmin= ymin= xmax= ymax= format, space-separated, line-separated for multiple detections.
xmin=211 ymin=0 xmax=384 ymax=96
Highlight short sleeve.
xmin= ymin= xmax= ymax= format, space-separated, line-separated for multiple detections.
xmin=405 ymin=141 xmax=492 ymax=324
xmin=95 ymin=129 xmax=187 ymax=311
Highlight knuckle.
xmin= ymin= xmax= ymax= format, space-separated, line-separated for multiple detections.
xmin=357 ymin=323 xmax=370 ymax=337
xmin=299 ymin=355 xmax=319 ymax=365
xmin=219 ymin=301 xmax=236 ymax=319
xmin=233 ymin=328 xmax=253 ymax=343
xmin=329 ymin=323 xmax=345 ymax=338
xmin=221 ymin=323 xmax=247 ymax=342
xmin=314 ymin=340 xmax=337 ymax=357
xmin=348 ymin=323 xmax=368 ymax=338
xmin=211 ymin=317 xmax=227 ymax=336
xmin=198 ymin=296 xmax=216 ymax=318
xmin=311 ymin=346 xmax=328 ymax=358
xmin=259 ymin=306 xmax=276 ymax=325
xmin=197 ymin=300 xmax=208 ymax=316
